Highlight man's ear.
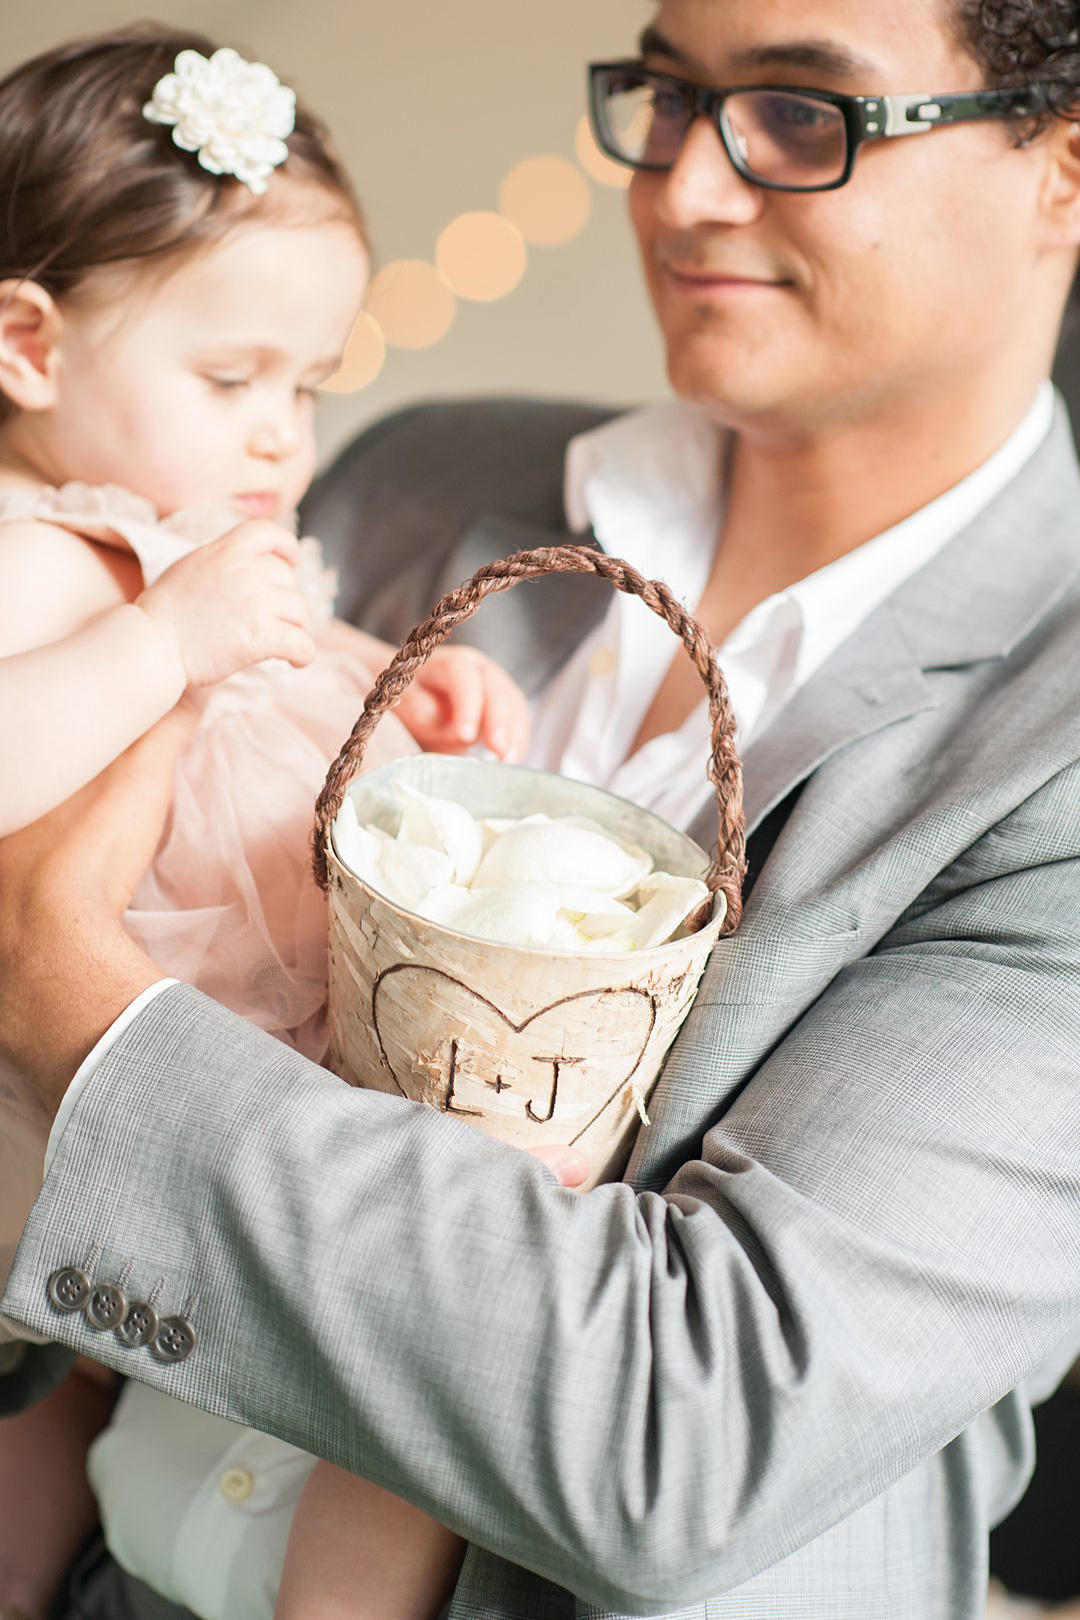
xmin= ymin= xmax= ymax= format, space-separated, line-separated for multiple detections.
xmin=0 ymin=280 xmax=62 ymax=412
xmin=1038 ymin=121 xmax=1080 ymax=250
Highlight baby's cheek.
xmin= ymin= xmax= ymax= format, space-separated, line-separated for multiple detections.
xmin=285 ymin=444 xmax=318 ymax=510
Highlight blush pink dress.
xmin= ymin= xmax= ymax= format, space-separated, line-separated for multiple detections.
xmin=0 ymin=483 xmax=415 ymax=1292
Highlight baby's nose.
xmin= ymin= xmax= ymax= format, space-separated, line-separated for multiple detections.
xmin=249 ymin=421 xmax=300 ymax=460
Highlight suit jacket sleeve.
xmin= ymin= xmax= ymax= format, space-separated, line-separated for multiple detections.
xmin=3 ymin=762 xmax=1079 ymax=1614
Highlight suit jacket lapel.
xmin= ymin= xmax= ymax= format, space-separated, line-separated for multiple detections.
xmin=435 ymin=399 xmax=1080 ymax=862
xmin=686 ymin=606 xmax=937 ymax=855
xmin=687 ymin=395 xmax=1080 ymax=855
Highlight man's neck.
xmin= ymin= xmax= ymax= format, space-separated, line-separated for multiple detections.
xmin=696 ymin=378 xmax=1049 ymax=646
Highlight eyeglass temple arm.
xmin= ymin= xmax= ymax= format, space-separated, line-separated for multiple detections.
xmin=861 ymin=88 xmax=1040 ymax=140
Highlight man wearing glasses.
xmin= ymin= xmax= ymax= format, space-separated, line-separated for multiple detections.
xmin=2 ymin=3 xmax=1079 ymax=1619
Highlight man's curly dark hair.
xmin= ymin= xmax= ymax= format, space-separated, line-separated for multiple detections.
xmin=953 ymin=1 xmax=1080 ymax=316
xmin=952 ymin=0 xmax=1080 ymax=127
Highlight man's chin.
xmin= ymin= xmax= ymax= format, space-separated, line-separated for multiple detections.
xmin=666 ymin=328 xmax=855 ymax=434
xmin=666 ymin=357 xmax=800 ymax=433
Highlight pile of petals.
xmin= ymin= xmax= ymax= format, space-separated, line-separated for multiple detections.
xmin=333 ymin=782 xmax=710 ymax=953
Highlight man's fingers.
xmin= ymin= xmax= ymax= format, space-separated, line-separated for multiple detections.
xmin=525 ymin=1145 xmax=590 ymax=1188
xmin=0 ymin=704 xmax=197 ymax=922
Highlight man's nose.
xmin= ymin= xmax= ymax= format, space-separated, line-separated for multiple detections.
xmin=654 ymin=116 xmax=764 ymax=229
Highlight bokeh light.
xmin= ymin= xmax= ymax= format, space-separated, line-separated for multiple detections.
xmin=576 ymin=115 xmax=634 ymax=190
xmin=365 ymin=259 xmax=456 ymax=350
xmin=498 ymin=155 xmax=592 ymax=247
xmin=436 ymin=212 xmax=528 ymax=302
xmin=319 ymin=311 xmax=387 ymax=393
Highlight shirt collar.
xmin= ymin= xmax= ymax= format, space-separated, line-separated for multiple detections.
xmin=564 ymin=398 xmax=726 ymax=550
xmin=564 ymin=381 xmax=1057 ymax=672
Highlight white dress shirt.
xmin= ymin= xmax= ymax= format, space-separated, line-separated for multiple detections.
xmin=39 ymin=381 xmax=1057 ymax=1620
xmin=531 ymin=385 xmax=1056 ymax=830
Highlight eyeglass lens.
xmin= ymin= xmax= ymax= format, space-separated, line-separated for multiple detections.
xmin=596 ymin=69 xmax=849 ymax=189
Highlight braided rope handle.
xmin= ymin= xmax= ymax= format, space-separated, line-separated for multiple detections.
xmin=313 ymin=546 xmax=746 ymax=934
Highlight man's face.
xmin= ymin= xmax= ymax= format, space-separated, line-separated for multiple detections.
xmin=629 ymin=0 xmax=1065 ymax=434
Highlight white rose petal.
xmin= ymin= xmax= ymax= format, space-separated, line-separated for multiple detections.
xmin=335 ymin=800 xmax=453 ymax=911
xmin=334 ymin=786 xmax=708 ymax=953
xmin=378 ymin=840 xmax=455 ymax=912
xmin=394 ymin=781 xmax=483 ymax=885
xmin=419 ymin=885 xmax=563 ymax=948
xmin=472 ymin=821 xmax=653 ymax=897
xmin=332 ymin=799 xmax=384 ymax=889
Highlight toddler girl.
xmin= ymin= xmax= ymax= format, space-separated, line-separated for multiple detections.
xmin=0 ymin=28 xmax=528 ymax=1620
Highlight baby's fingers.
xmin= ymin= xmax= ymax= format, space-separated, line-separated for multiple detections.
xmin=433 ymin=655 xmax=485 ymax=746
xmin=271 ymin=620 xmax=318 ymax=669
xmin=255 ymin=587 xmax=315 ymax=667
xmin=477 ymin=666 xmax=531 ymax=763
xmin=268 ymin=584 xmax=312 ymax=630
xmin=236 ymin=520 xmax=302 ymax=569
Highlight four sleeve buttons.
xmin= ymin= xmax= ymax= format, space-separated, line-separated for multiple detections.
xmin=45 ymin=1265 xmax=197 ymax=1366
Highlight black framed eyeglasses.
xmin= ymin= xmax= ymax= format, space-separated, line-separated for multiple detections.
xmin=588 ymin=61 xmax=1043 ymax=193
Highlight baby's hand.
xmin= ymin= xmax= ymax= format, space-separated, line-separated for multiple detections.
xmin=136 ymin=522 xmax=316 ymax=688
xmin=398 ymin=646 xmax=530 ymax=762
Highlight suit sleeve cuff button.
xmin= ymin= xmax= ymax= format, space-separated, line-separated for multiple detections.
xmin=47 ymin=1267 xmax=91 ymax=1314
xmin=150 ymin=1316 xmax=197 ymax=1363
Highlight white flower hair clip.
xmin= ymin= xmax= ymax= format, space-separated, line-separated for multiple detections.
xmin=143 ymin=47 xmax=296 ymax=196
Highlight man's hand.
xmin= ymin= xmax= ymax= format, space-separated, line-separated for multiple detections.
xmin=0 ymin=706 xmax=191 ymax=1118
xmin=526 ymin=1145 xmax=589 ymax=1187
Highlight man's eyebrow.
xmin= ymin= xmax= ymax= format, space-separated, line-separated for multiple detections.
xmin=637 ymin=24 xmax=882 ymax=83
xmin=638 ymin=25 xmax=695 ymax=66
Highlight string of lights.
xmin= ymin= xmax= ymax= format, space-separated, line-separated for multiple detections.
xmin=321 ymin=117 xmax=630 ymax=394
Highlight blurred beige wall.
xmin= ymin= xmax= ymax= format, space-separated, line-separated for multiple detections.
xmin=2 ymin=0 xmax=669 ymax=468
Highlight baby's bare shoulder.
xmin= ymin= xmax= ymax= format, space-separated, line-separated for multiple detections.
xmin=0 ymin=519 xmax=139 ymax=653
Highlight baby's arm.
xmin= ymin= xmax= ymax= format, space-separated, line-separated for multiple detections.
xmin=275 ymin=1459 xmax=464 ymax=1620
xmin=0 ymin=1357 xmax=118 ymax=1620
xmin=0 ymin=519 xmax=315 ymax=837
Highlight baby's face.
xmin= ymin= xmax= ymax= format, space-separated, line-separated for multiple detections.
xmin=39 ymin=211 xmax=368 ymax=521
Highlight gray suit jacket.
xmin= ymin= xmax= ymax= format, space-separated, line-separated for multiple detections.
xmin=4 ymin=397 xmax=1080 ymax=1620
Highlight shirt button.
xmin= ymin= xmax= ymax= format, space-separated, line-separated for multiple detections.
xmin=85 ymin=1282 xmax=128 ymax=1332
xmin=47 ymin=1266 xmax=91 ymax=1313
xmin=149 ymin=1315 xmax=197 ymax=1364
xmin=219 ymin=1466 xmax=255 ymax=1504
xmin=588 ymin=647 xmax=617 ymax=678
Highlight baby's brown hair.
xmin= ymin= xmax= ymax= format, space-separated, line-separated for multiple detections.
xmin=0 ymin=25 xmax=366 ymax=424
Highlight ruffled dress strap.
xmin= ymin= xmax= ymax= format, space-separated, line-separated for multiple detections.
xmin=0 ymin=480 xmax=242 ymax=586
xmin=0 ymin=482 xmax=338 ymax=626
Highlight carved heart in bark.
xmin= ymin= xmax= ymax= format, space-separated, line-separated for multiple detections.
xmin=371 ymin=965 xmax=657 ymax=1145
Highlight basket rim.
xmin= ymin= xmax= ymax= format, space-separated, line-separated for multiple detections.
xmin=338 ymin=750 xmax=714 ymax=862
xmin=325 ymin=759 xmax=729 ymax=966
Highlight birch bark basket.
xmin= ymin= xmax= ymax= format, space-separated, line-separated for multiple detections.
xmin=313 ymin=547 xmax=746 ymax=1191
